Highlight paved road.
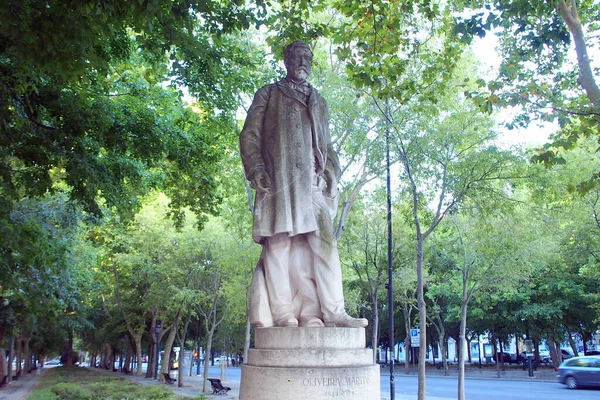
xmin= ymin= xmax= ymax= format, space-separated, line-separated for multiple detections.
xmin=379 ymin=375 xmax=600 ymax=400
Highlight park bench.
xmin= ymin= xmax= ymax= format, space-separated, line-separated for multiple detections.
xmin=12 ymin=370 xmax=20 ymax=380
xmin=122 ymin=367 xmax=132 ymax=375
xmin=0 ymin=375 xmax=7 ymax=388
xmin=208 ymin=378 xmax=231 ymax=395
xmin=162 ymin=373 xmax=176 ymax=384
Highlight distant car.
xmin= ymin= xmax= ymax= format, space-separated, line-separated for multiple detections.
xmin=495 ymin=352 xmax=512 ymax=363
xmin=542 ymin=349 xmax=573 ymax=363
xmin=557 ymin=356 xmax=600 ymax=389
xmin=45 ymin=359 xmax=61 ymax=365
xmin=584 ymin=350 xmax=600 ymax=356
xmin=495 ymin=352 xmax=523 ymax=364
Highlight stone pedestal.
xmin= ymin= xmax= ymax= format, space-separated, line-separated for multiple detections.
xmin=240 ymin=327 xmax=380 ymax=400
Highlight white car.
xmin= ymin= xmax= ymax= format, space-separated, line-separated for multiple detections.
xmin=542 ymin=349 xmax=573 ymax=363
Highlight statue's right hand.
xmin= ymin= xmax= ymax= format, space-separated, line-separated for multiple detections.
xmin=251 ymin=170 xmax=271 ymax=193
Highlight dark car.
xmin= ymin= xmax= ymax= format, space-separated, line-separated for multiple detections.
xmin=584 ymin=350 xmax=600 ymax=356
xmin=496 ymin=352 xmax=524 ymax=364
xmin=495 ymin=352 xmax=512 ymax=363
xmin=557 ymin=356 xmax=600 ymax=389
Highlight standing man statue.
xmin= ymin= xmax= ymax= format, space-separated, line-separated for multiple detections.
xmin=240 ymin=40 xmax=367 ymax=329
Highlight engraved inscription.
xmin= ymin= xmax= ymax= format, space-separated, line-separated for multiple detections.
xmin=302 ymin=376 xmax=371 ymax=387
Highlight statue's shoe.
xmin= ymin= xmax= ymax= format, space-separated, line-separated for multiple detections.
xmin=275 ymin=316 xmax=299 ymax=327
xmin=302 ymin=318 xmax=325 ymax=327
xmin=325 ymin=314 xmax=368 ymax=328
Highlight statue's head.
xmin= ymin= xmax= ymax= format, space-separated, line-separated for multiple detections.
xmin=284 ymin=40 xmax=313 ymax=83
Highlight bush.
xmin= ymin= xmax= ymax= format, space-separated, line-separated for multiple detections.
xmin=31 ymin=367 xmax=208 ymax=400
xmin=51 ymin=383 xmax=91 ymax=400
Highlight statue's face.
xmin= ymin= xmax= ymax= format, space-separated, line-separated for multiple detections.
xmin=285 ymin=46 xmax=312 ymax=82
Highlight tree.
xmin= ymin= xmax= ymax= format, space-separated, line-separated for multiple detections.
xmin=0 ymin=0 xmax=267 ymax=224
xmin=322 ymin=3 xmax=475 ymax=397
xmin=340 ymin=195 xmax=389 ymax=363
xmin=444 ymin=206 xmax=540 ymax=399
xmin=0 ymin=194 xmax=94 ymax=376
xmin=455 ymin=0 xmax=600 ymax=188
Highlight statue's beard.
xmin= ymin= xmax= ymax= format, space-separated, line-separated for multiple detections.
xmin=294 ymin=68 xmax=309 ymax=81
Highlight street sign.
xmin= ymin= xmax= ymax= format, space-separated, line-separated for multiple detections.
xmin=410 ymin=328 xmax=420 ymax=347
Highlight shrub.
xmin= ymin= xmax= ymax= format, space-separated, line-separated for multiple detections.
xmin=51 ymin=383 xmax=91 ymax=400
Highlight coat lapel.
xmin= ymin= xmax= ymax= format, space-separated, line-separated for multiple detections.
xmin=276 ymin=80 xmax=308 ymax=106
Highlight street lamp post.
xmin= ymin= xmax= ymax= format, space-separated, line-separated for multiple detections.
xmin=154 ymin=322 xmax=162 ymax=380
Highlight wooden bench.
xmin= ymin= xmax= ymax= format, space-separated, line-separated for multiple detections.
xmin=12 ymin=370 xmax=20 ymax=381
xmin=208 ymin=378 xmax=231 ymax=395
xmin=162 ymin=373 xmax=176 ymax=384
xmin=0 ymin=375 xmax=7 ymax=388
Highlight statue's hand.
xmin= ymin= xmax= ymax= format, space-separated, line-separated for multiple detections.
xmin=251 ymin=169 xmax=271 ymax=193
xmin=322 ymin=169 xmax=338 ymax=198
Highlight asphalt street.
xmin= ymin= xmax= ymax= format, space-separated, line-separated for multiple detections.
xmin=379 ymin=375 xmax=600 ymax=400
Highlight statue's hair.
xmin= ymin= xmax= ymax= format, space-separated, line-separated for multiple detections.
xmin=284 ymin=40 xmax=312 ymax=61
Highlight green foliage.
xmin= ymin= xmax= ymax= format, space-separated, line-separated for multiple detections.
xmin=31 ymin=366 xmax=194 ymax=400
xmin=455 ymin=0 xmax=600 ymax=190
xmin=0 ymin=193 xmax=98 ymax=352
xmin=330 ymin=0 xmax=465 ymax=102
xmin=0 ymin=0 xmax=269 ymax=224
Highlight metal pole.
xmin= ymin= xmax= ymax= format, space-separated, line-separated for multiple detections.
xmin=385 ymin=98 xmax=395 ymax=399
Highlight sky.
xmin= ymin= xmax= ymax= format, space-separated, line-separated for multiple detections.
xmin=472 ymin=34 xmax=555 ymax=150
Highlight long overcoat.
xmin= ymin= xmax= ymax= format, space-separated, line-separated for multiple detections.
xmin=240 ymin=79 xmax=341 ymax=244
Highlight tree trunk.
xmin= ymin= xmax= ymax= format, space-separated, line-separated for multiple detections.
xmin=65 ymin=329 xmax=74 ymax=367
xmin=162 ymin=323 xmax=178 ymax=379
xmin=133 ymin=334 xmax=143 ymax=376
xmin=557 ymin=0 xmax=600 ymax=106
xmin=177 ymin=313 xmax=191 ymax=387
xmin=547 ymin=338 xmax=562 ymax=369
xmin=416 ymin=236 xmax=426 ymax=400
xmin=0 ymin=344 xmax=5 ymax=380
xmin=403 ymin=303 xmax=411 ymax=374
xmin=125 ymin=338 xmax=133 ymax=372
xmin=457 ymin=297 xmax=468 ymax=400
xmin=202 ymin=329 xmax=215 ymax=393
xmin=431 ymin=309 xmax=448 ymax=375
xmin=491 ymin=333 xmax=500 ymax=378
xmin=371 ymin=294 xmax=379 ymax=364
xmin=14 ymin=339 xmax=22 ymax=376
xmin=145 ymin=342 xmax=154 ymax=378
xmin=22 ymin=337 xmax=31 ymax=372
xmin=565 ymin=326 xmax=579 ymax=356
xmin=443 ymin=339 xmax=449 ymax=375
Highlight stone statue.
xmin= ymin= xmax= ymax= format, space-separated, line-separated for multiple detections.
xmin=239 ymin=40 xmax=367 ymax=329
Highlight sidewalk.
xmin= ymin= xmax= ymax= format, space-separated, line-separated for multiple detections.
xmin=0 ymin=368 xmax=45 ymax=400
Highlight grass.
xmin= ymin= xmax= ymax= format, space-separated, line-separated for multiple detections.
xmin=27 ymin=367 xmax=207 ymax=400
